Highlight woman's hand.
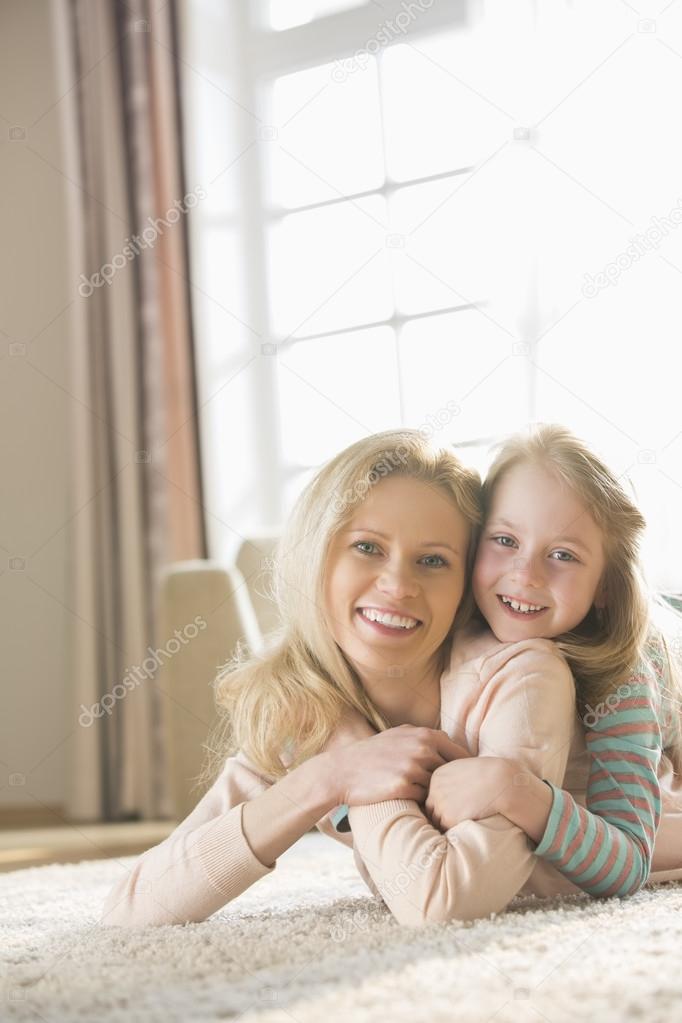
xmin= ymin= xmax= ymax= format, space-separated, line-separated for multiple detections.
xmin=322 ymin=704 xmax=378 ymax=755
xmin=325 ymin=719 xmax=472 ymax=807
xmin=424 ymin=756 xmax=515 ymax=832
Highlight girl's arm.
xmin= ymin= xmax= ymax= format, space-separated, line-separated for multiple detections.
xmin=100 ymin=750 xmax=339 ymax=928
xmin=426 ymin=664 xmax=663 ymax=900
xmin=504 ymin=666 xmax=663 ymax=898
xmin=346 ymin=641 xmax=577 ymax=927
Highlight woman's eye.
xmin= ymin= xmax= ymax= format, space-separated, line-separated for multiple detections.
xmin=354 ymin=541 xmax=378 ymax=555
xmin=352 ymin=543 xmax=447 ymax=567
xmin=420 ymin=554 xmax=448 ymax=568
xmin=492 ymin=535 xmax=516 ymax=548
xmin=551 ymin=550 xmax=577 ymax=562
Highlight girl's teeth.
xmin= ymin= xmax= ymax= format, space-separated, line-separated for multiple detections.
xmin=360 ymin=608 xmax=419 ymax=629
xmin=500 ymin=596 xmax=545 ymax=614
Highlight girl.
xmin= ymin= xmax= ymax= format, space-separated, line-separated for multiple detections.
xmin=423 ymin=425 xmax=682 ymax=900
xmin=99 ymin=429 xmax=581 ymax=928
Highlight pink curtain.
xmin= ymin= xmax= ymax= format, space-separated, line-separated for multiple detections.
xmin=64 ymin=0 xmax=206 ymax=820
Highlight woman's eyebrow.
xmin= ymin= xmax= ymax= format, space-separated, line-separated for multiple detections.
xmin=346 ymin=528 xmax=458 ymax=553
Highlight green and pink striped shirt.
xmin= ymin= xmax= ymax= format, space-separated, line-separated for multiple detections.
xmin=532 ymin=639 xmax=665 ymax=897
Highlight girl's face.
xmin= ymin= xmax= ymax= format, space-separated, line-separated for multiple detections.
xmin=324 ymin=474 xmax=470 ymax=678
xmin=473 ymin=461 xmax=606 ymax=643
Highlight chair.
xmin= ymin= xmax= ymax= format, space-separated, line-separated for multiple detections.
xmin=156 ymin=557 xmax=270 ymax=821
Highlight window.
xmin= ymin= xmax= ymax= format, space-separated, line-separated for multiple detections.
xmin=181 ymin=0 xmax=682 ymax=590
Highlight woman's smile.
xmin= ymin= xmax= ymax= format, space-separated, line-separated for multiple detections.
xmin=355 ymin=606 xmax=423 ymax=639
xmin=323 ymin=474 xmax=470 ymax=677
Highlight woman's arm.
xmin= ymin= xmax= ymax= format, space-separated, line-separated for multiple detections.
xmin=100 ymin=751 xmax=339 ymax=928
xmin=242 ymin=753 xmax=338 ymax=867
xmin=347 ymin=641 xmax=577 ymax=927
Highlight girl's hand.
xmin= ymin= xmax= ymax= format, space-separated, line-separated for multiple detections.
xmin=327 ymin=723 xmax=472 ymax=807
xmin=424 ymin=756 xmax=514 ymax=831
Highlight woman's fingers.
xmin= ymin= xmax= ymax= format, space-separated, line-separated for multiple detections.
xmin=433 ymin=733 xmax=471 ymax=762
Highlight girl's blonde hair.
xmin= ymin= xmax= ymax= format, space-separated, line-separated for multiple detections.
xmin=197 ymin=429 xmax=482 ymax=789
xmin=481 ymin=424 xmax=682 ymax=773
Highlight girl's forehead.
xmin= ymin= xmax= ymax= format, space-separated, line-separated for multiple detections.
xmin=487 ymin=463 xmax=604 ymax=544
xmin=492 ymin=461 xmax=571 ymax=502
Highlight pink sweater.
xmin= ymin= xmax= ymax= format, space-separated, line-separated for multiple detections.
xmin=100 ymin=627 xmax=682 ymax=928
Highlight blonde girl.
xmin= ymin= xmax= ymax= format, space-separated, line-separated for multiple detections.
xmin=424 ymin=425 xmax=682 ymax=899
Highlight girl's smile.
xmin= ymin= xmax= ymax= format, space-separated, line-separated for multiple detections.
xmin=496 ymin=594 xmax=549 ymax=618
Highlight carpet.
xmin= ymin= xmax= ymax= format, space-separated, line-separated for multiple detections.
xmin=3 ymin=832 xmax=682 ymax=1023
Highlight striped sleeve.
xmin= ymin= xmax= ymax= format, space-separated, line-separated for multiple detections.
xmin=531 ymin=667 xmax=663 ymax=898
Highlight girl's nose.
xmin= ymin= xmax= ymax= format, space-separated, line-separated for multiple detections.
xmin=510 ymin=553 xmax=545 ymax=588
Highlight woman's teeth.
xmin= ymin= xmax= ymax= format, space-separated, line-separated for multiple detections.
xmin=359 ymin=608 xmax=420 ymax=630
xmin=499 ymin=595 xmax=546 ymax=614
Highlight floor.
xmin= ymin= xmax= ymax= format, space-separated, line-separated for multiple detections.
xmin=0 ymin=820 xmax=177 ymax=872
xmin=5 ymin=833 xmax=682 ymax=1023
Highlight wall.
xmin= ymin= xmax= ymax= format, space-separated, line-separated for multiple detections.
xmin=0 ymin=0 xmax=73 ymax=820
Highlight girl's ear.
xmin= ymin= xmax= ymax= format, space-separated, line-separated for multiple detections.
xmin=594 ymin=577 xmax=608 ymax=610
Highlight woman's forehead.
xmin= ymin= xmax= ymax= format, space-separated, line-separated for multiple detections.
xmin=344 ymin=477 xmax=469 ymax=539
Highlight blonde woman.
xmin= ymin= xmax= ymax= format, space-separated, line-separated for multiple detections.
xmin=100 ymin=429 xmax=583 ymax=927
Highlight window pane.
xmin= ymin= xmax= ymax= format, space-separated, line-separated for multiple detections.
xmin=267 ymin=196 xmax=392 ymax=338
xmin=195 ymin=224 xmax=253 ymax=369
xmin=265 ymin=59 xmax=384 ymax=210
xmin=198 ymin=360 xmax=261 ymax=563
xmin=381 ymin=34 xmax=510 ymax=181
xmin=388 ymin=168 xmax=522 ymax=328
xmin=534 ymin=275 xmax=682 ymax=590
xmin=182 ymin=69 xmax=245 ymax=219
xmin=278 ymin=326 xmax=400 ymax=465
xmin=268 ymin=0 xmax=366 ymax=31
xmin=399 ymin=309 xmax=526 ymax=441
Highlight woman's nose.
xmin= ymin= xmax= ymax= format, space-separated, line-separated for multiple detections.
xmin=377 ymin=561 xmax=419 ymax=598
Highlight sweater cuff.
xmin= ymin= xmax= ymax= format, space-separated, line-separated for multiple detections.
xmin=348 ymin=799 xmax=420 ymax=828
xmin=532 ymin=780 xmax=565 ymax=857
xmin=331 ymin=803 xmax=351 ymax=833
xmin=196 ymin=802 xmax=275 ymax=897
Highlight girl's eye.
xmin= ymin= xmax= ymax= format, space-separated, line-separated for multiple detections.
xmin=492 ymin=535 xmax=517 ymax=548
xmin=551 ymin=550 xmax=577 ymax=562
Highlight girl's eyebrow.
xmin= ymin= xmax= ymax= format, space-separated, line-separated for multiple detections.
xmin=487 ymin=518 xmax=593 ymax=555
xmin=346 ymin=528 xmax=458 ymax=554
xmin=554 ymin=535 xmax=592 ymax=555
xmin=486 ymin=517 xmax=517 ymax=532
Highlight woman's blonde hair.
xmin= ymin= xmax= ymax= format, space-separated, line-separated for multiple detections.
xmin=480 ymin=423 xmax=682 ymax=773
xmin=197 ymin=429 xmax=482 ymax=789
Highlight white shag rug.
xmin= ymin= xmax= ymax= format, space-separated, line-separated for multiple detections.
xmin=3 ymin=832 xmax=682 ymax=1023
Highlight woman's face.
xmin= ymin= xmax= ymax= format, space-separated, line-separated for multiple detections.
xmin=323 ymin=474 xmax=470 ymax=679
xmin=473 ymin=461 xmax=606 ymax=643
